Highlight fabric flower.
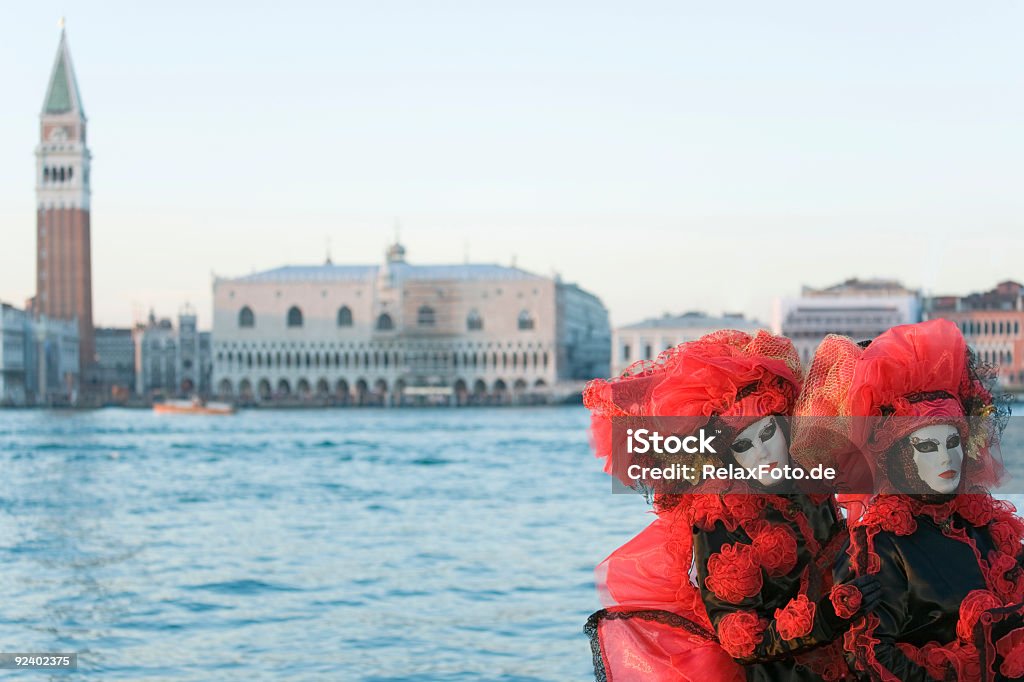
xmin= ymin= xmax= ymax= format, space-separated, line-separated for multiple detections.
xmin=996 ymin=627 xmax=1024 ymax=678
xmin=869 ymin=497 xmax=917 ymax=535
xmin=957 ymin=590 xmax=1001 ymax=642
xmin=705 ymin=542 xmax=763 ymax=604
xmin=748 ymin=522 xmax=798 ymax=577
xmin=687 ymin=494 xmax=727 ymax=531
xmin=829 ymin=583 xmax=864 ymax=620
xmin=749 ymin=388 xmax=789 ymax=416
xmin=722 ymin=495 xmax=766 ymax=528
xmin=987 ymin=551 xmax=1024 ymax=603
xmin=717 ymin=610 xmax=767 ymax=658
xmin=990 ymin=516 xmax=1024 ymax=557
xmin=958 ymin=494 xmax=996 ymax=526
xmin=775 ymin=595 xmax=817 ymax=641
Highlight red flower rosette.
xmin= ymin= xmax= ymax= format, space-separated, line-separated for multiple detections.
xmin=747 ymin=521 xmax=798 ymax=578
xmin=957 ymin=589 xmax=1001 ymax=642
xmin=958 ymin=494 xmax=997 ymax=526
xmin=988 ymin=551 xmax=1024 ymax=603
xmin=996 ymin=627 xmax=1024 ymax=678
xmin=705 ymin=542 xmax=763 ymax=604
xmin=722 ymin=495 xmax=767 ymax=529
xmin=686 ymin=493 xmax=728 ymax=531
xmin=717 ymin=610 xmax=767 ymax=658
xmin=829 ymin=582 xmax=864 ymax=620
xmin=775 ymin=594 xmax=817 ymax=641
xmin=866 ymin=496 xmax=917 ymax=536
xmin=990 ymin=515 xmax=1024 ymax=557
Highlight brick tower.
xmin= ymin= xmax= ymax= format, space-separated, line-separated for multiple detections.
xmin=35 ymin=27 xmax=94 ymax=372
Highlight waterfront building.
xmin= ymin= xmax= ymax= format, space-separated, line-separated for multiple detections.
xmin=211 ymin=242 xmax=610 ymax=405
xmin=24 ymin=314 xmax=81 ymax=405
xmin=924 ymin=281 xmax=1024 ymax=391
xmin=776 ymin=278 xmax=921 ymax=365
xmin=92 ymin=327 xmax=136 ymax=401
xmin=611 ymin=311 xmax=763 ymax=376
xmin=35 ymin=28 xmax=95 ymax=373
xmin=0 ymin=304 xmax=28 ymax=405
xmin=0 ymin=302 xmax=80 ymax=405
xmin=134 ymin=307 xmax=212 ymax=399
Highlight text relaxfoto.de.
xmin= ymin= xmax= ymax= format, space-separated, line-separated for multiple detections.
xmin=623 ymin=428 xmax=837 ymax=482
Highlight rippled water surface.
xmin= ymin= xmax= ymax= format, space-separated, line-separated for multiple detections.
xmin=3 ymin=407 xmax=1023 ymax=680
xmin=0 ymin=407 xmax=651 ymax=680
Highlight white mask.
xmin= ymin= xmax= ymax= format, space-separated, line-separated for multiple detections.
xmin=729 ymin=416 xmax=790 ymax=487
xmin=908 ymin=423 xmax=963 ymax=494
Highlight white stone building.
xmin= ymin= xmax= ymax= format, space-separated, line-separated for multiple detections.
xmin=211 ymin=243 xmax=610 ymax=405
xmin=0 ymin=304 xmax=28 ymax=405
xmin=775 ymin=278 xmax=921 ymax=366
xmin=612 ymin=311 xmax=764 ymax=376
xmin=0 ymin=302 xmax=81 ymax=405
xmin=134 ymin=306 xmax=212 ymax=399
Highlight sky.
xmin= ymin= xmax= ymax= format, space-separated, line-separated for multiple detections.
xmin=1 ymin=1 xmax=1023 ymax=330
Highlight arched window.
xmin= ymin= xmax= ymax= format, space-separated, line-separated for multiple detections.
xmin=376 ymin=313 xmax=394 ymax=331
xmin=467 ymin=310 xmax=483 ymax=331
xmin=287 ymin=306 xmax=303 ymax=328
xmin=417 ymin=305 xmax=435 ymax=327
xmin=337 ymin=306 xmax=353 ymax=327
xmin=517 ymin=310 xmax=534 ymax=331
xmin=43 ymin=167 xmax=50 ymax=182
xmin=239 ymin=306 xmax=255 ymax=328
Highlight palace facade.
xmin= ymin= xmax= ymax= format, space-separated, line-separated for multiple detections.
xmin=211 ymin=243 xmax=610 ymax=404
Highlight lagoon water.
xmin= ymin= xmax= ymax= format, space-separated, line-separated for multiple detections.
xmin=0 ymin=407 xmax=650 ymax=681
xmin=2 ymin=407 xmax=1023 ymax=681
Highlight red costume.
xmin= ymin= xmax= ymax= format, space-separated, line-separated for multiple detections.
xmin=792 ymin=319 xmax=1024 ymax=681
xmin=584 ymin=330 xmax=857 ymax=681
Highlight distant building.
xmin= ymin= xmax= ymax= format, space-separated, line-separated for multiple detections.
xmin=776 ymin=278 xmax=921 ymax=365
xmin=134 ymin=307 xmax=212 ymax=399
xmin=0 ymin=304 xmax=28 ymax=405
xmin=24 ymin=315 xmax=81 ymax=404
xmin=35 ymin=28 xmax=95 ymax=374
xmin=211 ymin=242 xmax=610 ymax=405
xmin=1 ymin=302 xmax=81 ymax=405
xmin=92 ymin=327 xmax=136 ymax=401
xmin=924 ymin=281 xmax=1024 ymax=390
xmin=612 ymin=311 xmax=764 ymax=376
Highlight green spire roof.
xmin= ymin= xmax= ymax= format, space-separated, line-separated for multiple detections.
xmin=42 ymin=31 xmax=84 ymax=116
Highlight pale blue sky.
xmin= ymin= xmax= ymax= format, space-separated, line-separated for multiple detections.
xmin=1 ymin=2 xmax=1022 ymax=328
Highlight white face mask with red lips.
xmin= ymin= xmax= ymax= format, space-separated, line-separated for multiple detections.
xmin=729 ymin=416 xmax=790 ymax=488
xmin=908 ymin=423 xmax=963 ymax=494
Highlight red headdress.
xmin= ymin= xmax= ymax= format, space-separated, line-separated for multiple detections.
xmin=792 ymin=319 xmax=1006 ymax=499
xmin=583 ymin=329 xmax=803 ymax=495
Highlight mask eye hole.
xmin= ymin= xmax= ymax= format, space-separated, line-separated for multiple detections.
xmin=730 ymin=439 xmax=753 ymax=454
xmin=947 ymin=434 xmax=961 ymax=450
xmin=911 ymin=438 xmax=938 ymax=454
xmin=759 ymin=418 xmax=777 ymax=443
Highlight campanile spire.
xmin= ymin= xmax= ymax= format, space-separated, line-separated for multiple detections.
xmin=36 ymin=25 xmax=95 ymax=371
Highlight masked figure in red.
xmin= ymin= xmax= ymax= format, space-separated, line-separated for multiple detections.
xmin=792 ymin=319 xmax=1024 ymax=681
xmin=584 ymin=330 xmax=879 ymax=681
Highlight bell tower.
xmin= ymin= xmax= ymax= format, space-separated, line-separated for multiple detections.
xmin=35 ymin=24 xmax=94 ymax=371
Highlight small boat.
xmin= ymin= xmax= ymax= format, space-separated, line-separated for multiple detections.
xmin=154 ymin=397 xmax=235 ymax=415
